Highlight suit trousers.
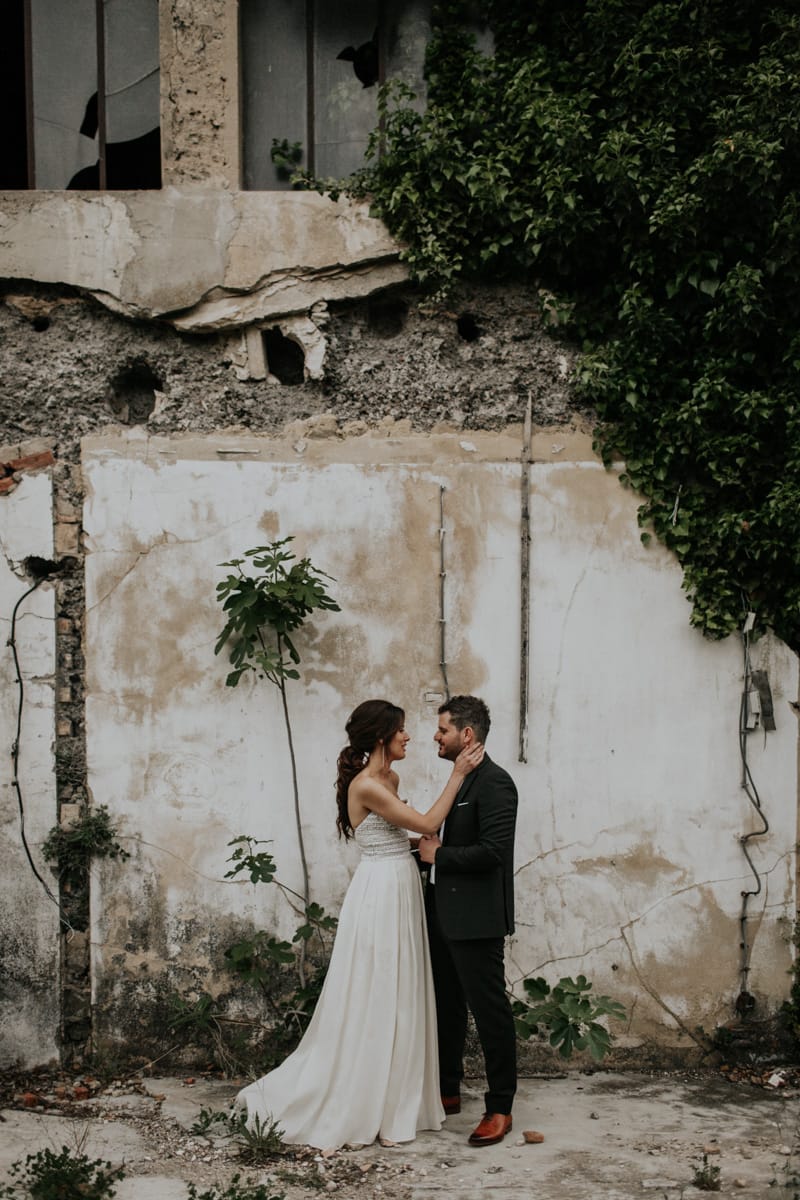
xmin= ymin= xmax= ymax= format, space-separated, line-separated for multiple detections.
xmin=425 ymin=883 xmax=517 ymax=1114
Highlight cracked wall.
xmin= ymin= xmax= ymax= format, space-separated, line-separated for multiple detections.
xmin=1 ymin=0 xmax=798 ymax=1071
xmin=81 ymin=428 xmax=799 ymax=1061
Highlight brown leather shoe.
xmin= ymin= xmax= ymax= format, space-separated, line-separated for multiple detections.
xmin=441 ymin=1094 xmax=461 ymax=1115
xmin=468 ymin=1112 xmax=512 ymax=1146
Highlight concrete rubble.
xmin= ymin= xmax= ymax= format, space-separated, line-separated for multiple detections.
xmin=1 ymin=1068 xmax=799 ymax=1199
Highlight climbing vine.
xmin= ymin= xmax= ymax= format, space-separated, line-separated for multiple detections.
xmin=335 ymin=0 xmax=800 ymax=649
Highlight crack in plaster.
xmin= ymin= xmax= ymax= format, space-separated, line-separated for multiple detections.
xmin=509 ymin=850 xmax=792 ymax=1002
xmin=85 ymin=510 xmax=257 ymax=612
xmin=86 ymin=534 xmax=176 ymax=611
xmin=508 ymin=928 xmax=626 ymax=989
xmin=165 ymin=259 xmax=404 ymax=331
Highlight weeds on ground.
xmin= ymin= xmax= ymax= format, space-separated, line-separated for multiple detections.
xmin=0 ymin=1146 xmax=125 ymax=1199
xmin=187 ymin=1177 xmax=285 ymax=1200
xmin=692 ymin=1153 xmax=722 ymax=1191
xmin=189 ymin=1107 xmax=286 ymax=1162
xmin=769 ymin=1152 xmax=800 ymax=1196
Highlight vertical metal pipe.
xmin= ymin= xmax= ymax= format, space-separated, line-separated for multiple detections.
xmin=96 ymin=0 xmax=107 ymax=189
xmin=519 ymin=393 xmax=532 ymax=762
xmin=306 ymin=0 xmax=315 ymax=175
xmin=439 ymin=485 xmax=450 ymax=702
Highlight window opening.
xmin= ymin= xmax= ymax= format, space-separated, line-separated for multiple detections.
xmin=1 ymin=0 xmax=160 ymax=191
xmin=241 ymin=0 xmax=430 ymax=190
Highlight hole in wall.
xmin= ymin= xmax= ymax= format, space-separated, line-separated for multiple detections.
xmin=456 ymin=312 xmax=483 ymax=342
xmin=367 ymin=294 xmax=408 ymax=338
xmin=24 ymin=556 xmax=64 ymax=581
xmin=263 ymin=328 xmax=305 ymax=386
xmin=31 ymin=315 xmax=50 ymax=332
xmin=107 ymin=360 xmax=163 ymax=424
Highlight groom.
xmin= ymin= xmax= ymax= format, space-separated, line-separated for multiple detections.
xmin=418 ymin=695 xmax=518 ymax=1147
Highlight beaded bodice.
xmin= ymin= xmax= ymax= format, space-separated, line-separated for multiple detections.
xmin=354 ymin=810 xmax=413 ymax=860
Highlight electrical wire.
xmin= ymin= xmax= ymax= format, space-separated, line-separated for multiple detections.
xmin=8 ymin=578 xmax=65 ymax=920
xmin=737 ymin=611 xmax=769 ymax=1009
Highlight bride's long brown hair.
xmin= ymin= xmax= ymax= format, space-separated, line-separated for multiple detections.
xmin=335 ymin=699 xmax=405 ymax=840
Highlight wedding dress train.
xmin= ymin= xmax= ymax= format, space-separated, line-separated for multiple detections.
xmin=234 ymin=811 xmax=444 ymax=1150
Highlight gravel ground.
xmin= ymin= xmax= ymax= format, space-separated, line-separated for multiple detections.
xmin=3 ymin=1065 xmax=800 ymax=1199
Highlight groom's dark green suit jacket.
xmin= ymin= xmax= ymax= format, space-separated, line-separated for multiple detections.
xmin=430 ymin=753 xmax=518 ymax=941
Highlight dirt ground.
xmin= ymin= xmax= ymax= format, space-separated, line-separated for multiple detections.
xmin=2 ymin=1066 xmax=800 ymax=1199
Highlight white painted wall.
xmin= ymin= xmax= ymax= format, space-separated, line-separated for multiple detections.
xmin=0 ymin=473 xmax=59 ymax=1067
xmin=82 ymin=428 xmax=798 ymax=1048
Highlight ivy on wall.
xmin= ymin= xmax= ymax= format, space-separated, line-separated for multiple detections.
xmin=342 ymin=0 xmax=800 ymax=650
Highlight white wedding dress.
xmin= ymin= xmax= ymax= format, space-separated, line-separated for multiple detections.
xmin=234 ymin=811 xmax=444 ymax=1150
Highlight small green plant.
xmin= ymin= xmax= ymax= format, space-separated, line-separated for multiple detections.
xmin=190 ymin=1106 xmax=233 ymax=1136
xmin=165 ymin=992 xmax=253 ymax=1077
xmin=692 ymin=1154 xmax=722 ymax=1191
xmin=0 ymin=1146 xmax=125 ymax=1199
xmin=167 ymin=840 xmax=338 ymax=1074
xmin=215 ymin=537 xmax=340 ymax=909
xmin=228 ymin=1112 xmax=287 ymax=1164
xmin=42 ymin=804 xmax=129 ymax=879
xmin=223 ymin=838 xmax=338 ymax=1038
xmin=513 ymin=974 xmax=626 ymax=1061
xmin=41 ymin=804 xmax=130 ymax=931
xmin=187 ymin=1174 xmax=285 ymax=1200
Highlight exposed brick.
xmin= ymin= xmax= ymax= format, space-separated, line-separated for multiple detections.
xmin=55 ymin=496 xmax=80 ymax=522
xmin=57 ymin=718 xmax=74 ymax=737
xmin=5 ymin=449 xmax=56 ymax=472
xmin=56 ymin=617 xmax=73 ymax=635
xmin=55 ymin=523 xmax=80 ymax=557
xmin=0 ymin=476 xmax=17 ymax=495
xmin=60 ymin=804 xmax=81 ymax=830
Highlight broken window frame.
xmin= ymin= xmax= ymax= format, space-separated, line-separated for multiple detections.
xmin=240 ymin=0 xmax=430 ymax=190
xmin=9 ymin=0 xmax=160 ymax=191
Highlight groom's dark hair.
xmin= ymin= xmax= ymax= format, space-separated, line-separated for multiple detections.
xmin=439 ymin=694 xmax=490 ymax=744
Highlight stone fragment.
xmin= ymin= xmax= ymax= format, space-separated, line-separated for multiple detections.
xmin=523 ymin=1130 xmax=545 ymax=1144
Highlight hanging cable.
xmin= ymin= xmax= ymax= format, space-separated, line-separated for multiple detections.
xmin=736 ymin=608 xmax=769 ymax=1013
xmin=8 ymin=578 xmax=65 ymax=918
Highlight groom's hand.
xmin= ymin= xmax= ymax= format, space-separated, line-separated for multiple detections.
xmin=418 ymin=834 xmax=441 ymax=864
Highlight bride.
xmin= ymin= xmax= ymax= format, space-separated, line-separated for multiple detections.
xmin=234 ymin=698 xmax=483 ymax=1150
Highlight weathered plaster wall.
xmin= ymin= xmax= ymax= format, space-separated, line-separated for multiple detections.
xmin=1 ymin=0 xmax=797 ymax=1072
xmin=82 ymin=428 xmax=798 ymax=1057
xmin=0 ymin=191 xmax=404 ymax=330
xmin=160 ymin=0 xmax=240 ymax=189
xmin=0 ymin=457 xmax=59 ymax=1067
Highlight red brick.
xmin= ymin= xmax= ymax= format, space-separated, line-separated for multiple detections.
xmin=0 ymin=477 xmax=17 ymax=496
xmin=5 ymin=449 xmax=56 ymax=473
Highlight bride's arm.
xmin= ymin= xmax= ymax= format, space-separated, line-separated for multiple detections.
xmin=352 ymin=743 xmax=484 ymax=835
